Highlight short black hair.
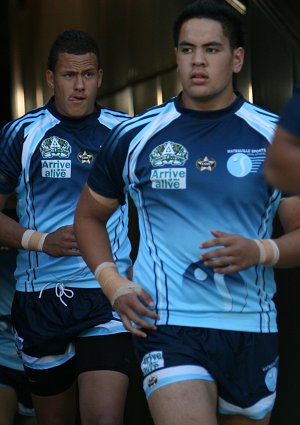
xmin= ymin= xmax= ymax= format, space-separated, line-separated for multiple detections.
xmin=47 ymin=29 xmax=101 ymax=71
xmin=173 ymin=0 xmax=245 ymax=50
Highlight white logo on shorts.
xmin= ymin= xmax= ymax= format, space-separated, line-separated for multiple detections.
xmin=141 ymin=351 xmax=164 ymax=375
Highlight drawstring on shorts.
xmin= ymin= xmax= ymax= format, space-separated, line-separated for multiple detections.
xmin=39 ymin=283 xmax=74 ymax=306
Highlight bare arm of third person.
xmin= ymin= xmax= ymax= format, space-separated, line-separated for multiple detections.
xmin=0 ymin=193 xmax=80 ymax=257
xmin=265 ymin=126 xmax=300 ymax=194
xmin=200 ymin=196 xmax=300 ymax=274
xmin=74 ymin=183 xmax=159 ymax=337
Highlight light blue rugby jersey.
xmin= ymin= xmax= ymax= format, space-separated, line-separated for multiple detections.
xmin=0 ymin=100 xmax=132 ymax=291
xmin=88 ymin=94 xmax=281 ymax=333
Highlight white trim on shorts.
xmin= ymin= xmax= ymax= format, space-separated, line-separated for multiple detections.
xmin=21 ymin=343 xmax=75 ymax=370
xmin=17 ymin=402 xmax=36 ymax=417
xmin=218 ymin=393 xmax=276 ymax=420
xmin=21 ymin=320 xmax=127 ymax=370
xmin=78 ymin=319 xmax=127 ymax=337
xmin=143 ymin=364 xmax=276 ymax=420
xmin=143 ymin=364 xmax=214 ymax=399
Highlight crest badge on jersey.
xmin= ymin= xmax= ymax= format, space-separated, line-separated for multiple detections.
xmin=40 ymin=136 xmax=72 ymax=158
xmin=149 ymin=141 xmax=188 ymax=167
xmin=149 ymin=141 xmax=188 ymax=190
xmin=40 ymin=136 xmax=72 ymax=179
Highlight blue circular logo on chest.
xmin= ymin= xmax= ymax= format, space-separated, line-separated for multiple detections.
xmin=227 ymin=153 xmax=252 ymax=177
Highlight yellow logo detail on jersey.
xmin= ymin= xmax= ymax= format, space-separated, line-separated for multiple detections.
xmin=151 ymin=168 xmax=186 ymax=189
xmin=40 ymin=136 xmax=72 ymax=158
xmin=150 ymin=142 xmax=188 ymax=167
xmin=77 ymin=150 xmax=94 ymax=164
xmin=41 ymin=160 xmax=71 ymax=178
xmin=196 ymin=156 xmax=216 ymax=172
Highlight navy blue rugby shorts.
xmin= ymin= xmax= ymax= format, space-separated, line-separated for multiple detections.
xmin=11 ymin=287 xmax=119 ymax=358
xmin=133 ymin=325 xmax=278 ymax=420
xmin=23 ymin=333 xmax=135 ymax=396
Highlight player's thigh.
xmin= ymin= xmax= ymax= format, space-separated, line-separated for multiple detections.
xmin=25 ymin=358 xmax=77 ymax=425
xmin=78 ymin=370 xmax=129 ymax=425
xmin=76 ymin=333 xmax=133 ymax=425
xmin=31 ymin=382 xmax=77 ymax=425
xmin=148 ymin=379 xmax=218 ymax=425
xmin=217 ymin=411 xmax=271 ymax=425
xmin=0 ymin=386 xmax=17 ymax=425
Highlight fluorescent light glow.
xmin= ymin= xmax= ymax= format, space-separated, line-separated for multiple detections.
xmin=35 ymin=85 xmax=44 ymax=107
xmin=226 ymin=0 xmax=247 ymax=15
xmin=127 ymin=87 xmax=134 ymax=116
xmin=248 ymin=83 xmax=253 ymax=103
xmin=156 ymin=77 xmax=163 ymax=105
xmin=13 ymin=83 xmax=25 ymax=118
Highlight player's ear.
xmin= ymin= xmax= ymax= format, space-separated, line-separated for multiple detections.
xmin=233 ymin=47 xmax=244 ymax=74
xmin=97 ymin=68 xmax=103 ymax=89
xmin=46 ymin=70 xmax=54 ymax=89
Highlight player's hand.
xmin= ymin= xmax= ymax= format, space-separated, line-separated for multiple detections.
xmin=200 ymin=230 xmax=260 ymax=274
xmin=42 ymin=225 xmax=81 ymax=257
xmin=113 ymin=289 xmax=160 ymax=338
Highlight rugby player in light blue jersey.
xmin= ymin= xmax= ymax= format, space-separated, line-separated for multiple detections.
xmin=0 ymin=30 xmax=134 ymax=425
xmin=75 ymin=2 xmax=300 ymax=425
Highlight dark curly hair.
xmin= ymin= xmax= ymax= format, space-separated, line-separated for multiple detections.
xmin=47 ymin=29 xmax=101 ymax=71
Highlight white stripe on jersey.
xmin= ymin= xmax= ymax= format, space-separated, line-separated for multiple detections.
xmin=235 ymin=102 xmax=277 ymax=142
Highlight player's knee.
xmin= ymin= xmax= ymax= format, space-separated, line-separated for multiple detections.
xmin=81 ymin=410 xmax=123 ymax=425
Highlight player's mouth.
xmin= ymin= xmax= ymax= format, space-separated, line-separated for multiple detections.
xmin=69 ymin=96 xmax=86 ymax=103
xmin=190 ymin=72 xmax=208 ymax=84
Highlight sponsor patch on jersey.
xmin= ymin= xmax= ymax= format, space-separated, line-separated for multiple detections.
xmin=77 ymin=150 xmax=94 ymax=164
xmin=41 ymin=160 xmax=71 ymax=178
xmin=226 ymin=148 xmax=266 ymax=177
xmin=141 ymin=351 xmax=164 ymax=376
xmin=196 ymin=156 xmax=216 ymax=172
xmin=40 ymin=136 xmax=72 ymax=158
xmin=150 ymin=168 xmax=186 ymax=189
xmin=149 ymin=141 xmax=188 ymax=166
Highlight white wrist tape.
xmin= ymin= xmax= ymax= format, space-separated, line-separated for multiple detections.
xmin=94 ymin=261 xmax=143 ymax=306
xmin=21 ymin=230 xmax=35 ymax=250
xmin=37 ymin=232 xmax=48 ymax=252
xmin=266 ymin=239 xmax=280 ymax=265
xmin=21 ymin=229 xmax=48 ymax=252
xmin=111 ymin=282 xmax=143 ymax=306
xmin=253 ymin=239 xmax=280 ymax=266
xmin=94 ymin=262 xmax=117 ymax=281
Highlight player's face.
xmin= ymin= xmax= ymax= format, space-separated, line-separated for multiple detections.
xmin=46 ymin=52 xmax=103 ymax=118
xmin=175 ymin=18 xmax=244 ymax=111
